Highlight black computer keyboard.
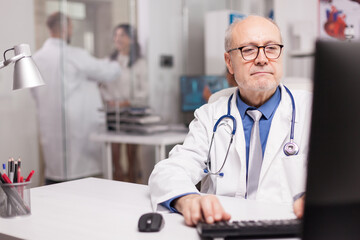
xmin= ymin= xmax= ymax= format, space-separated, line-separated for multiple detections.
xmin=197 ymin=219 xmax=302 ymax=239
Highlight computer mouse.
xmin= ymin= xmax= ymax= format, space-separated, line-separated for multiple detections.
xmin=138 ymin=212 xmax=164 ymax=232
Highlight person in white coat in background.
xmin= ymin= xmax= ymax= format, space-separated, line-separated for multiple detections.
xmin=99 ymin=24 xmax=148 ymax=183
xmin=149 ymin=15 xmax=310 ymax=226
xmin=31 ymin=12 xmax=121 ymax=185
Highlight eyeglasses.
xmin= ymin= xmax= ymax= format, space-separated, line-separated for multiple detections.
xmin=227 ymin=44 xmax=284 ymax=61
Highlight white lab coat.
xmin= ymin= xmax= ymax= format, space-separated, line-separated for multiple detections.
xmin=99 ymin=54 xmax=148 ymax=106
xmin=149 ymin=84 xmax=312 ymax=210
xmin=31 ymin=38 xmax=121 ymax=181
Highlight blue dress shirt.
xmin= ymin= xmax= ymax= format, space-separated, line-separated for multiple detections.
xmin=161 ymin=87 xmax=281 ymax=211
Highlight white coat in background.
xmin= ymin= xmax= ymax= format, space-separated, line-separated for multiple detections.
xmin=99 ymin=54 xmax=148 ymax=106
xmin=31 ymin=38 xmax=121 ymax=181
xmin=149 ymin=84 xmax=312 ymax=211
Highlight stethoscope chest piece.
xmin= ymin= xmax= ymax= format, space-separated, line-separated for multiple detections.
xmin=283 ymin=140 xmax=299 ymax=156
xmin=283 ymin=86 xmax=299 ymax=156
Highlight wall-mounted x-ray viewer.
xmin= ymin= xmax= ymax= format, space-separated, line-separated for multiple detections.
xmin=0 ymin=44 xmax=44 ymax=90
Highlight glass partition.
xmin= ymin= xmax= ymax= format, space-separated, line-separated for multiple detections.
xmin=32 ymin=0 xmax=146 ymax=182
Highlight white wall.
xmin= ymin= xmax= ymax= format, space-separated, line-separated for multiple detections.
xmin=147 ymin=0 xmax=239 ymax=123
xmin=274 ymin=0 xmax=318 ymax=79
xmin=148 ymin=0 xmax=185 ymax=124
xmin=0 ymin=0 xmax=41 ymax=187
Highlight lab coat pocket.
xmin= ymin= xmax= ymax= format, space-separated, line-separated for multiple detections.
xmin=282 ymin=154 xmax=307 ymax=199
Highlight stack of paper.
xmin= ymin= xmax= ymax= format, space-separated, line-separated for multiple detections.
xmin=105 ymin=107 xmax=167 ymax=134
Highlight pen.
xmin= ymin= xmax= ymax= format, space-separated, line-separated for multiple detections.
xmin=9 ymin=159 xmax=14 ymax=183
xmin=7 ymin=158 xmax=11 ymax=176
xmin=17 ymin=167 xmax=21 ymax=183
xmin=17 ymin=158 xmax=21 ymax=183
xmin=0 ymin=173 xmax=5 ymax=183
xmin=14 ymin=161 xmax=18 ymax=183
xmin=2 ymin=163 xmax=6 ymax=175
xmin=25 ymin=170 xmax=34 ymax=182
xmin=2 ymin=173 xmax=12 ymax=184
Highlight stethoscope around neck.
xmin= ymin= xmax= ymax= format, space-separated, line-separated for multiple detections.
xmin=203 ymin=86 xmax=299 ymax=177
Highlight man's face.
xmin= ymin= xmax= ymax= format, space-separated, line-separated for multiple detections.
xmin=224 ymin=17 xmax=283 ymax=94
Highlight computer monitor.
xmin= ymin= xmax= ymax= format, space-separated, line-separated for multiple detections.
xmin=180 ymin=75 xmax=229 ymax=112
xmin=303 ymin=40 xmax=360 ymax=239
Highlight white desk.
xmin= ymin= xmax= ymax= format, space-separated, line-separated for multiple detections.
xmin=90 ymin=130 xmax=188 ymax=179
xmin=0 ymin=178 xmax=299 ymax=240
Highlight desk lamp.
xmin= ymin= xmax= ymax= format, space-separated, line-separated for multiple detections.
xmin=0 ymin=44 xmax=44 ymax=90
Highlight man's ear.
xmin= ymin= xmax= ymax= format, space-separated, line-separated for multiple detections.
xmin=224 ymin=52 xmax=234 ymax=74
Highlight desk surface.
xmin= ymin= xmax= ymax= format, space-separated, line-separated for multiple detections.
xmin=0 ymin=178 xmax=299 ymax=240
xmin=90 ymin=130 xmax=188 ymax=145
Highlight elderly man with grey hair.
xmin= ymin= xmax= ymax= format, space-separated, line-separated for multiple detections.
xmin=149 ymin=15 xmax=311 ymax=226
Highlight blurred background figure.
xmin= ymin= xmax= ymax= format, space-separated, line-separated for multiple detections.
xmin=31 ymin=12 xmax=121 ymax=185
xmin=99 ymin=24 xmax=148 ymax=183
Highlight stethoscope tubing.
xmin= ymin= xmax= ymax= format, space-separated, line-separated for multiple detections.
xmin=213 ymin=94 xmax=237 ymax=134
xmin=284 ymin=86 xmax=296 ymax=140
xmin=204 ymin=86 xmax=298 ymax=176
xmin=204 ymin=94 xmax=236 ymax=176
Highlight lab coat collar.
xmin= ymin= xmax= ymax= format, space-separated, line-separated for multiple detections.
xmin=212 ymin=87 xmax=247 ymax=197
xmin=279 ymin=83 xmax=299 ymax=123
xmin=45 ymin=38 xmax=68 ymax=47
xmin=259 ymin=83 xmax=295 ymax=184
xmin=230 ymin=89 xmax=248 ymax=197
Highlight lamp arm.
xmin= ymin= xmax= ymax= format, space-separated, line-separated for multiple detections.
xmin=1 ymin=54 xmax=26 ymax=69
xmin=0 ymin=45 xmax=26 ymax=69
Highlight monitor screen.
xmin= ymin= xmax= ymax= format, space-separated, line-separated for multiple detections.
xmin=180 ymin=75 xmax=229 ymax=112
xmin=303 ymin=40 xmax=360 ymax=240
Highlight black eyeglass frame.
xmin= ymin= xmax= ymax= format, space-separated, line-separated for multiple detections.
xmin=227 ymin=44 xmax=284 ymax=61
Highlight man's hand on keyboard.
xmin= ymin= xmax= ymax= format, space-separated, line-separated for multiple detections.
xmin=174 ymin=194 xmax=231 ymax=227
xmin=293 ymin=195 xmax=305 ymax=219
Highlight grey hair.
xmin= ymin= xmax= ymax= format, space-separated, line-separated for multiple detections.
xmin=224 ymin=16 xmax=282 ymax=52
xmin=224 ymin=18 xmax=242 ymax=52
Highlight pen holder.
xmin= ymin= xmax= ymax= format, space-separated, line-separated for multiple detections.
xmin=0 ymin=181 xmax=31 ymax=218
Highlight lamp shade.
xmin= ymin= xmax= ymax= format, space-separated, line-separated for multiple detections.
xmin=13 ymin=56 xmax=45 ymax=90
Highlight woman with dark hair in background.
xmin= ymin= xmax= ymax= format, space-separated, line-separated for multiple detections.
xmin=99 ymin=24 xmax=148 ymax=183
